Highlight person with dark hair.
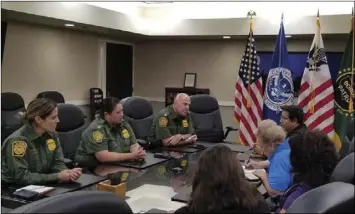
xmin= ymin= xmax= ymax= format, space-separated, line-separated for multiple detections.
xmin=276 ymin=130 xmax=339 ymax=213
xmin=1 ymin=98 xmax=82 ymax=185
xmin=280 ymin=105 xmax=307 ymax=138
xmin=75 ymin=97 xmax=146 ymax=167
xmin=174 ymin=145 xmax=269 ymax=214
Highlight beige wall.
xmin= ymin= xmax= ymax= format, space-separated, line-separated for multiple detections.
xmin=1 ymin=22 xmax=99 ymax=105
xmin=133 ymin=39 xmax=346 ymax=104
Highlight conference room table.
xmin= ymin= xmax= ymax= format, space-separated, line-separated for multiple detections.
xmin=1 ymin=141 xmax=267 ymax=213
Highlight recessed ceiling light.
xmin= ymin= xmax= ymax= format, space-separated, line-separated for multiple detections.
xmin=223 ymin=36 xmax=231 ymax=39
xmin=285 ymin=35 xmax=292 ymax=38
xmin=65 ymin=24 xmax=75 ymax=27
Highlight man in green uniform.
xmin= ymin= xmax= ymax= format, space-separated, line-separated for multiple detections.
xmin=149 ymin=93 xmax=197 ymax=147
xmin=75 ymin=97 xmax=146 ymax=167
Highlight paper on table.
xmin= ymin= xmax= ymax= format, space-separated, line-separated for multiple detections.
xmin=15 ymin=185 xmax=55 ymax=194
xmin=242 ymin=166 xmax=264 ymax=180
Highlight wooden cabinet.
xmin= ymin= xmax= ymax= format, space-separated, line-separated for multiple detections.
xmin=165 ymin=87 xmax=210 ymax=106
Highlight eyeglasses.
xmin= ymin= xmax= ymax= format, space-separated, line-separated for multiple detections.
xmin=280 ymin=116 xmax=289 ymax=120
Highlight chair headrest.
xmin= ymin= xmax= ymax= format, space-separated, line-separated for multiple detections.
xmin=37 ymin=91 xmax=65 ymax=103
xmin=190 ymin=94 xmax=219 ymax=114
xmin=10 ymin=190 xmax=133 ymax=213
xmin=1 ymin=92 xmax=25 ymax=111
xmin=56 ymin=104 xmax=85 ymax=132
xmin=122 ymin=96 xmax=153 ymax=120
xmin=287 ymin=182 xmax=355 ymax=213
xmin=330 ymin=152 xmax=354 ymax=184
xmin=346 ymin=118 xmax=354 ymax=140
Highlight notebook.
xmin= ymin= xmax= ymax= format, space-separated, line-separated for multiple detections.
xmin=242 ymin=166 xmax=264 ymax=181
xmin=15 ymin=185 xmax=55 ymax=194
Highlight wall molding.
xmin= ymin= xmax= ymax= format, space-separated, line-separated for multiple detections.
xmin=25 ymin=99 xmax=90 ymax=108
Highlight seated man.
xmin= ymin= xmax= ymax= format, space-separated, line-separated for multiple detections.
xmin=148 ymin=93 xmax=197 ymax=147
xmin=280 ymin=105 xmax=307 ymax=139
xmin=75 ymin=97 xmax=146 ymax=167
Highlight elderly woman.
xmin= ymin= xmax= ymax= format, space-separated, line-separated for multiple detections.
xmin=246 ymin=120 xmax=292 ymax=210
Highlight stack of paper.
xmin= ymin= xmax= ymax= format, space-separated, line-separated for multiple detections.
xmin=242 ymin=166 xmax=265 ymax=180
xmin=15 ymin=185 xmax=55 ymax=194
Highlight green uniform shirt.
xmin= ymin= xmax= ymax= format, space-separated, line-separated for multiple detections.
xmin=75 ymin=118 xmax=137 ymax=166
xmin=148 ymin=105 xmax=194 ymax=145
xmin=1 ymin=123 xmax=67 ymax=185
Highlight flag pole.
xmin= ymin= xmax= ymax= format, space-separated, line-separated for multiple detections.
xmin=247 ymin=10 xmax=256 ymax=108
xmin=310 ymin=10 xmax=320 ymax=114
xmin=349 ymin=7 xmax=354 ymax=113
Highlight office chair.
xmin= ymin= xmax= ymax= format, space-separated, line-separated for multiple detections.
xmin=189 ymin=94 xmax=238 ymax=143
xmin=37 ymin=91 xmax=65 ymax=103
xmin=121 ymin=96 xmax=154 ymax=149
xmin=330 ymin=152 xmax=354 ymax=185
xmin=56 ymin=103 xmax=87 ymax=167
xmin=1 ymin=92 xmax=25 ymax=143
xmin=287 ymin=182 xmax=354 ymax=213
xmin=9 ymin=190 xmax=133 ymax=213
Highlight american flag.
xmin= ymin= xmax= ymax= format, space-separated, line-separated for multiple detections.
xmin=297 ymin=15 xmax=334 ymax=137
xmin=234 ymin=29 xmax=263 ymax=147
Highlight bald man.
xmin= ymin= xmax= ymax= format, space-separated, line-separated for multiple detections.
xmin=148 ymin=93 xmax=197 ymax=147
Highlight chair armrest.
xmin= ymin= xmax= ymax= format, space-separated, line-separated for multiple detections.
xmin=64 ymin=158 xmax=74 ymax=169
xmin=224 ymin=126 xmax=238 ymax=139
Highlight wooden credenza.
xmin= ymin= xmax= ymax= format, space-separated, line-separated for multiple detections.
xmin=165 ymin=87 xmax=210 ymax=106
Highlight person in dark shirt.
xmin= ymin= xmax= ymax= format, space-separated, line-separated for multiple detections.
xmin=280 ymin=105 xmax=307 ymax=139
xmin=277 ymin=130 xmax=338 ymax=213
xmin=174 ymin=145 xmax=269 ymax=214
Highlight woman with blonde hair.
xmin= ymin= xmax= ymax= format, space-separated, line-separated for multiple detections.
xmin=247 ymin=120 xmax=292 ymax=211
xmin=1 ymin=98 xmax=82 ymax=185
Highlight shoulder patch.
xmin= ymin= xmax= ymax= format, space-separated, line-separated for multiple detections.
xmin=12 ymin=141 xmax=27 ymax=157
xmin=92 ymin=130 xmax=104 ymax=143
xmin=159 ymin=117 xmax=168 ymax=128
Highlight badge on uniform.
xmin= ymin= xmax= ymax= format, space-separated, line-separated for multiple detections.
xmin=12 ymin=141 xmax=27 ymax=157
xmin=182 ymin=120 xmax=188 ymax=128
xmin=121 ymin=172 xmax=129 ymax=182
xmin=122 ymin=129 xmax=130 ymax=139
xmin=46 ymin=139 xmax=56 ymax=151
xmin=92 ymin=130 xmax=104 ymax=143
xmin=159 ymin=117 xmax=168 ymax=128
xmin=157 ymin=166 xmax=166 ymax=175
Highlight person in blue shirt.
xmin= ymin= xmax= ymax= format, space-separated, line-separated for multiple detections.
xmin=247 ymin=120 xmax=292 ymax=199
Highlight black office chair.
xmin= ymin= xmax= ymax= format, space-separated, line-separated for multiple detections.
xmin=189 ymin=94 xmax=238 ymax=143
xmin=56 ymin=104 xmax=87 ymax=167
xmin=9 ymin=190 xmax=133 ymax=213
xmin=1 ymin=92 xmax=25 ymax=143
xmin=287 ymin=182 xmax=354 ymax=213
xmin=37 ymin=91 xmax=65 ymax=103
xmin=330 ymin=152 xmax=354 ymax=185
xmin=339 ymin=118 xmax=354 ymax=158
xmin=121 ymin=96 xmax=154 ymax=149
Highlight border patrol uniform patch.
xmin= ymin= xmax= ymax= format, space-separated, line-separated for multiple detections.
xmin=159 ymin=117 xmax=168 ymax=127
xmin=122 ymin=129 xmax=130 ymax=139
xmin=46 ymin=139 xmax=56 ymax=151
xmin=12 ymin=141 xmax=27 ymax=157
xmin=92 ymin=130 xmax=104 ymax=143
xmin=182 ymin=120 xmax=188 ymax=128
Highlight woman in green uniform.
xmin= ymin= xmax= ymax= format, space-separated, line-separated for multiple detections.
xmin=1 ymin=98 xmax=82 ymax=185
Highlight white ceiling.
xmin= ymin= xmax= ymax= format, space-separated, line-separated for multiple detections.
xmin=85 ymin=1 xmax=354 ymax=21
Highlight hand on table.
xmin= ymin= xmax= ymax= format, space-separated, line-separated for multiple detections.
xmin=132 ymin=147 xmax=146 ymax=160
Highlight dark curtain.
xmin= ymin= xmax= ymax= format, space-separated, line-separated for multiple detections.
xmin=258 ymin=51 xmax=343 ymax=95
xmin=2 ymin=21 xmax=8 ymax=63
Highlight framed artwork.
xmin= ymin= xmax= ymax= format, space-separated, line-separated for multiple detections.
xmin=184 ymin=73 xmax=197 ymax=88
xmin=165 ymin=87 xmax=210 ymax=106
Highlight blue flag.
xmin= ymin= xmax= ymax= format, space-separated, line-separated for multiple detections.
xmin=263 ymin=15 xmax=294 ymax=124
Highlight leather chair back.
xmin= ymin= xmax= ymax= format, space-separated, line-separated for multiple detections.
xmin=9 ymin=191 xmax=133 ymax=213
xmin=121 ymin=96 xmax=153 ymax=140
xmin=37 ymin=91 xmax=65 ymax=103
xmin=1 ymin=92 xmax=25 ymax=142
xmin=330 ymin=152 xmax=354 ymax=185
xmin=56 ymin=103 xmax=87 ymax=160
xmin=287 ymin=182 xmax=354 ymax=213
xmin=190 ymin=94 xmax=224 ymax=142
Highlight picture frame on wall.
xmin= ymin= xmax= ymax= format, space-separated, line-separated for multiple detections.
xmin=184 ymin=73 xmax=197 ymax=88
